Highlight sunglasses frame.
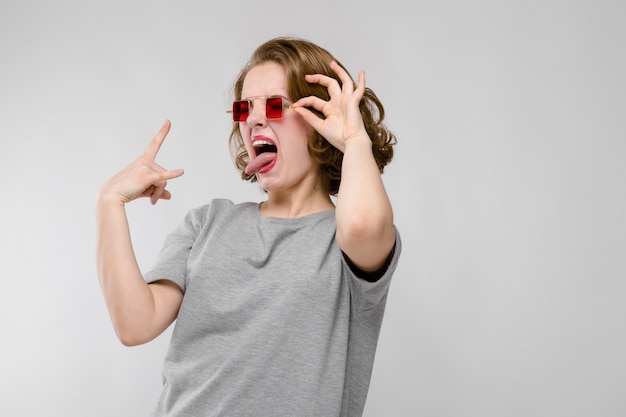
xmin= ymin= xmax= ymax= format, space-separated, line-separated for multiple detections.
xmin=227 ymin=95 xmax=293 ymax=122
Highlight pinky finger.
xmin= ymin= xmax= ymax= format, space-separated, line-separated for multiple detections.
xmin=151 ymin=189 xmax=173 ymax=205
xmin=356 ymin=70 xmax=366 ymax=94
xmin=150 ymin=182 xmax=167 ymax=204
xmin=149 ymin=169 xmax=184 ymax=204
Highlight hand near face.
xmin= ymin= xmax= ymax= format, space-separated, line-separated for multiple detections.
xmin=291 ymin=61 xmax=369 ymax=153
xmin=99 ymin=120 xmax=184 ymax=206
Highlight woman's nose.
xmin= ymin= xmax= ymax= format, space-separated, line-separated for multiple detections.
xmin=245 ymin=100 xmax=267 ymax=128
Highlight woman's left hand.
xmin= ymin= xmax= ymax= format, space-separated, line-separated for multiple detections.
xmin=291 ymin=61 xmax=369 ymax=153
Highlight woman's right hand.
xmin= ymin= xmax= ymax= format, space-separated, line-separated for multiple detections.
xmin=96 ymin=120 xmax=185 ymax=346
xmin=98 ymin=120 xmax=184 ymax=206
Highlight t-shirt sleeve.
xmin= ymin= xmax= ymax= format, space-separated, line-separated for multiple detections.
xmin=343 ymin=226 xmax=402 ymax=310
xmin=143 ymin=207 xmax=205 ymax=292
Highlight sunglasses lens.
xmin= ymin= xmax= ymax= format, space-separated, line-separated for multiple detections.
xmin=232 ymin=97 xmax=286 ymax=122
xmin=232 ymin=100 xmax=249 ymax=122
xmin=265 ymin=97 xmax=284 ymax=119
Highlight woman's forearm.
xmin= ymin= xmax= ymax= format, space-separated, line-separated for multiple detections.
xmin=335 ymin=135 xmax=395 ymax=271
xmin=96 ymin=196 xmax=165 ymax=345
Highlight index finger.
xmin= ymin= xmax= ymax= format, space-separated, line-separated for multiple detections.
xmin=144 ymin=119 xmax=171 ymax=161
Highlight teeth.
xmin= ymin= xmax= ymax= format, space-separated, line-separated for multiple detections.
xmin=253 ymin=140 xmax=273 ymax=147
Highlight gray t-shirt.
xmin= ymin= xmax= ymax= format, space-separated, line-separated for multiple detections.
xmin=144 ymin=199 xmax=401 ymax=417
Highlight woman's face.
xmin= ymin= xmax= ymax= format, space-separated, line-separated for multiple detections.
xmin=239 ymin=61 xmax=319 ymax=194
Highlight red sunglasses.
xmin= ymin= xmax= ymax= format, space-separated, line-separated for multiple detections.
xmin=228 ymin=95 xmax=293 ymax=122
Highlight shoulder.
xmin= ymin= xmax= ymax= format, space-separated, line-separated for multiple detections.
xmin=187 ymin=198 xmax=257 ymax=217
xmin=182 ymin=199 xmax=259 ymax=229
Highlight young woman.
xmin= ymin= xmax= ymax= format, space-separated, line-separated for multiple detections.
xmin=97 ymin=37 xmax=401 ymax=417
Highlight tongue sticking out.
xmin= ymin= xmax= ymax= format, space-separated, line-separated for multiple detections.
xmin=245 ymin=152 xmax=277 ymax=175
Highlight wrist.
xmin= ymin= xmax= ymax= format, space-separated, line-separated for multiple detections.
xmin=343 ymin=134 xmax=372 ymax=153
xmin=96 ymin=186 xmax=127 ymax=209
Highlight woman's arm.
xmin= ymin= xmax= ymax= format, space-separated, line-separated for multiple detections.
xmin=96 ymin=120 xmax=184 ymax=345
xmin=334 ymin=133 xmax=395 ymax=273
xmin=292 ymin=62 xmax=396 ymax=274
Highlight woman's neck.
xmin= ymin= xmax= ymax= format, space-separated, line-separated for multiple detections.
xmin=260 ymin=188 xmax=334 ymax=218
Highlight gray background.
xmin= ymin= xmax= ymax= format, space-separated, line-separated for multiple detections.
xmin=1 ymin=0 xmax=625 ymax=416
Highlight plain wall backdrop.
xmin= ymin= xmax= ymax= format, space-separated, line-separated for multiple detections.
xmin=1 ymin=0 xmax=625 ymax=416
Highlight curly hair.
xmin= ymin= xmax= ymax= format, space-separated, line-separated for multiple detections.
xmin=228 ymin=37 xmax=396 ymax=195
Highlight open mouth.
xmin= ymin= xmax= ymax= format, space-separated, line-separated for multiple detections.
xmin=246 ymin=137 xmax=278 ymax=175
xmin=253 ymin=140 xmax=277 ymax=157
